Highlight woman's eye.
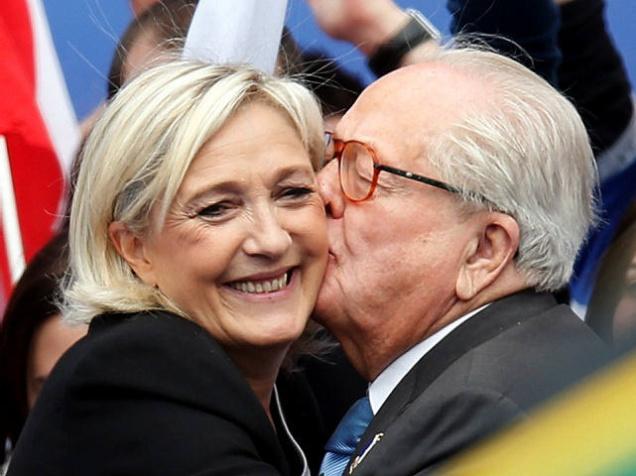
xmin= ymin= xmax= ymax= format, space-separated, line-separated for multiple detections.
xmin=197 ymin=201 xmax=235 ymax=219
xmin=279 ymin=187 xmax=314 ymax=200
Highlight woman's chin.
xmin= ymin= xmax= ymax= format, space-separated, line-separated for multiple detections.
xmin=248 ymin=323 xmax=307 ymax=349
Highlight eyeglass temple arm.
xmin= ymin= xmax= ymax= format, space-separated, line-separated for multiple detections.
xmin=377 ymin=164 xmax=499 ymax=211
xmin=375 ymin=164 xmax=462 ymax=194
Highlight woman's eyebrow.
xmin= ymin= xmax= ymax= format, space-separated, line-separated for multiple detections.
xmin=181 ymin=164 xmax=316 ymax=205
xmin=182 ymin=181 xmax=244 ymax=205
xmin=273 ymin=165 xmax=315 ymax=183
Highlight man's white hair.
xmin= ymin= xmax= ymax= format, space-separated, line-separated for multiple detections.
xmin=424 ymin=47 xmax=598 ymax=291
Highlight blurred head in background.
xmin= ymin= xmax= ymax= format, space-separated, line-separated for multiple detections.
xmin=0 ymin=232 xmax=87 ymax=463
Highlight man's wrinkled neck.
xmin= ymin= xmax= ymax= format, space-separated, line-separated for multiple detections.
xmin=342 ymin=275 xmax=529 ymax=382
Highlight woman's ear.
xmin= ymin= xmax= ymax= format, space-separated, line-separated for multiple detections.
xmin=456 ymin=212 xmax=520 ymax=301
xmin=108 ymin=222 xmax=157 ymax=286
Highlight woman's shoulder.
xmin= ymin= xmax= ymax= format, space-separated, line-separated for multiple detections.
xmin=85 ymin=310 xmax=232 ymax=362
xmin=63 ymin=310 xmax=250 ymax=402
xmin=88 ymin=309 xmax=215 ymax=348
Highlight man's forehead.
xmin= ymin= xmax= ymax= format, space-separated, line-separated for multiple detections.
xmin=345 ymin=64 xmax=488 ymax=128
xmin=337 ymin=63 xmax=483 ymax=148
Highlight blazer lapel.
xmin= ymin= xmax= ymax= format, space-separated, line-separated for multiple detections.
xmin=410 ymin=290 xmax=557 ymax=397
xmin=347 ymin=290 xmax=557 ymax=474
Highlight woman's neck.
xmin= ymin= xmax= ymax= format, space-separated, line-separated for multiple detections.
xmin=225 ymin=345 xmax=289 ymax=425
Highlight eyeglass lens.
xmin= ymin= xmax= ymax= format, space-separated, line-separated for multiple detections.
xmin=340 ymin=142 xmax=375 ymax=201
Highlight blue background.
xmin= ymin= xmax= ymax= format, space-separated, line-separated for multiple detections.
xmin=43 ymin=0 xmax=635 ymax=121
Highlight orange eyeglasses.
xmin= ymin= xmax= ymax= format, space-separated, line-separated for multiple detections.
xmin=323 ymin=132 xmax=465 ymax=202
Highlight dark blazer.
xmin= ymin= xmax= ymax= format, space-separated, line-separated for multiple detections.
xmin=8 ymin=311 xmax=317 ymax=476
xmin=345 ymin=291 xmax=608 ymax=475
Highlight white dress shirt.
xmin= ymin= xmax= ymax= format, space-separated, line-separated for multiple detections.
xmin=368 ymin=304 xmax=489 ymax=414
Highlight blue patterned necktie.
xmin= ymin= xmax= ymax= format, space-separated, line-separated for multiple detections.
xmin=319 ymin=396 xmax=373 ymax=476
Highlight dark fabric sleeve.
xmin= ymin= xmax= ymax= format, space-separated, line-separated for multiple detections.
xmin=557 ymin=0 xmax=633 ymax=154
xmin=447 ymin=0 xmax=561 ymax=86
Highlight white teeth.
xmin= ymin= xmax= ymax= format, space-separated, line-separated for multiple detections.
xmin=229 ymin=272 xmax=289 ymax=294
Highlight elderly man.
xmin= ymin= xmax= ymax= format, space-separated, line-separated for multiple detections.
xmin=314 ymin=46 xmax=607 ymax=475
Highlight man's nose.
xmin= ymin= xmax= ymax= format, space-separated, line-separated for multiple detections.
xmin=318 ymin=160 xmax=345 ymax=219
xmin=242 ymin=206 xmax=292 ymax=258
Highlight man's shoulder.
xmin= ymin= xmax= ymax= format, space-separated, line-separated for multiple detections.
xmin=478 ymin=290 xmax=605 ymax=357
xmin=404 ymin=291 xmax=603 ymax=399
xmin=492 ymin=294 xmax=604 ymax=354
xmin=428 ymin=291 xmax=607 ymax=407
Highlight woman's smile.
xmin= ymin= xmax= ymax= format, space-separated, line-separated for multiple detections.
xmin=226 ymin=267 xmax=293 ymax=295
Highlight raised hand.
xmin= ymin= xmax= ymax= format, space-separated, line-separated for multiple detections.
xmin=306 ymin=0 xmax=409 ymax=54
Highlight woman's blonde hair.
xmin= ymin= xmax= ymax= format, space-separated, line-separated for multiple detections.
xmin=63 ymin=60 xmax=324 ymax=324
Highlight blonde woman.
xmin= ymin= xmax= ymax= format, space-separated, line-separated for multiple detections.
xmin=8 ymin=61 xmax=327 ymax=476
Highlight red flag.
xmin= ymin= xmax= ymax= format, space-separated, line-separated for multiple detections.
xmin=0 ymin=0 xmax=73 ymax=314
xmin=0 ymin=222 xmax=10 ymax=306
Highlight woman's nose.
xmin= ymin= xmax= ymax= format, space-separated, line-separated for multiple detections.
xmin=242 ymin=206 xmax=292 ymax=259
xmin=318 ymin=159 xmax=345 ymax=219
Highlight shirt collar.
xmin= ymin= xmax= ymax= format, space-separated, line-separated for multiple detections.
xmin=368 ymin=304 xmax=490 ymax=414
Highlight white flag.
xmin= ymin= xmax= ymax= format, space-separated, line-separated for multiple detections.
xmin=183 ymin=0 xmax=288 ymax=75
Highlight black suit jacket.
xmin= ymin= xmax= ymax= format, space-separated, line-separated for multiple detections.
xmin=8 ymin=311 xmax=319 ymax=476
xmin=345 ymin=291 xmax=608 ymax=475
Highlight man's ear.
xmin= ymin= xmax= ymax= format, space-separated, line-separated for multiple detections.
xmin=456 ymin=213 xmax=520 ymax=301
xmin=108 ymin=221 xmax=157 ymax=287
